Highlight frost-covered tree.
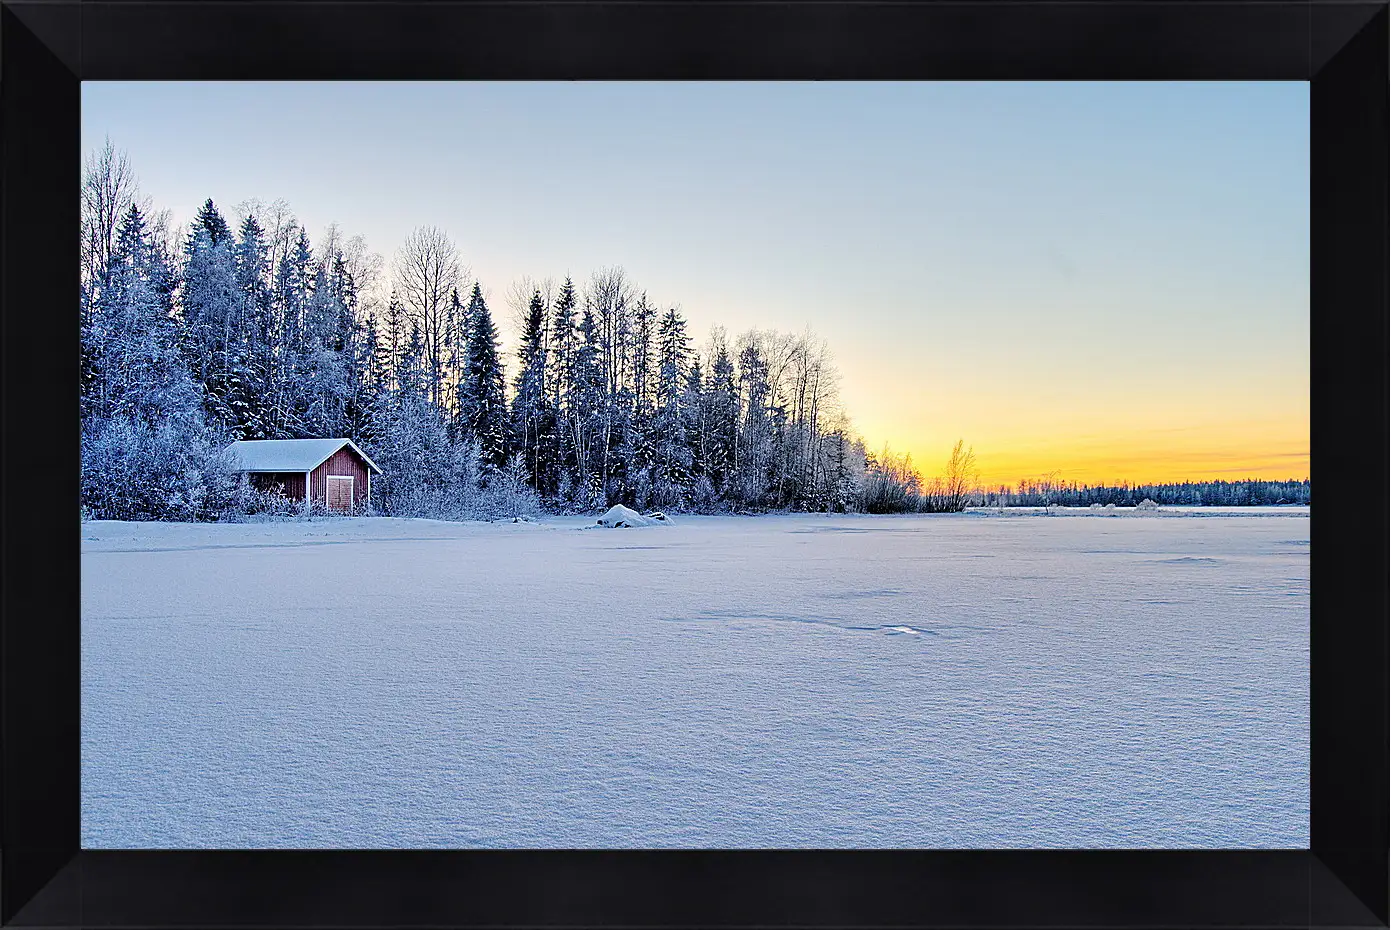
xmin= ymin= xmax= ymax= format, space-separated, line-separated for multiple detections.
xmin=511 ymin=287 xmax=556 ymax=493
xmin=456 ymin=283 xmax=508 ymax=468
xmin=380 ymin=289 xmax=407 ymax=391
xmin=940 ymin=440 xmax=979 ymax=512
xmin=582 ymin=269 xmax=637 ymax=502
xmin=181 ymin=201 xmax=241 ymax=429
xmin=733 ymin=341 xmax=773 ymax=507
xmin=81 ymin=204 xmax=233 ymax=521
xmin=684 ymin=355 xmax=707 ymax=477
xmin=89 ymin=142 xmax=1088 ymax=520
xmin=564 ymin=304 xmax=607 ymax=508
xmin=443 ymin=287 xmax=469 ymax=433
xmin=81 ymin=139 xmax=143 ymax=305
xmin=650 ymin=307 xmax=693 ymax=508
xmin=705 ymin=335 xmax=739 ymax=495
xmin=858 ymin=446 xmax=923 ymax=514
xmin=266 ymin=227 xmax=315 ymax=436
xmin=229 ymin=214 xmax=275 ymax=437
xmin=394 ymin=225 xmax=461 ymax=407
xmin=548 ymin=277 xmax=580 ymax=492
xmin=298 ymin=253 xmax=359 ymax=438
xmin=354 ymin=309 xmax=385 ymax=441
xmin=87 ymin=205 xmax=198 ymax=425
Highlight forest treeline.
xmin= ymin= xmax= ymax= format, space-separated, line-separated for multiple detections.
xmin=78 ymin=142 xmax=1308 ymax=522
xmin=983 ymin=477 xmax=1311 ymax=508
xmin=79 ymin=142 xmax=890 ymax=521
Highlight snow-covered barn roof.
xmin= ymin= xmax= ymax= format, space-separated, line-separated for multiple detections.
xmin=225 ymin=438 xmax=382 ymax=475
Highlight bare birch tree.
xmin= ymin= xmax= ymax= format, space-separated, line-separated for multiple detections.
xmin=941 ymin=439 xmax=979 ymax=512
xmin=394 ymin=226 xmax=463 ymax=407
xmin=81 ymin=138 xmax=145 ymax=303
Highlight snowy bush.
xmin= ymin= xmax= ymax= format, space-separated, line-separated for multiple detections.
xmin=218 ymin=482 xmax=303 ymax=521
xmin=645 ymin=475 xmax=688 ymax=514
xmin=473 ymin=454 xmax=544 ymax=521
xmin=81 ymin=415 xmax=239 ymax=522
xmin=1135 ymin=498 xmax=1159 ymax=512
xmin=858 ymin=450 xmax=922 ymax=514
xmin=362 ymin=410 xmax=483 ymax=520
xmin=363 ymin=420 xmax=543 ymax=523
xmin=554 ymin=471 xmax=606 ymax=515
xmin=685 ymin=475 xmax=720 ymax=514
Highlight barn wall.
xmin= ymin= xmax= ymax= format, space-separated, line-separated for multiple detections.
xmin=309 ymin=447 xmax=370 ymax=511
xmin=250 ymin=472 xmax=306 ymax=499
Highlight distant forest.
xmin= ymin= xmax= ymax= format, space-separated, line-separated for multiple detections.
xmin=985 ymin=477 xmax=1311 ymax=508
xmin=79 ymin=142 xmax=1310 ymax=522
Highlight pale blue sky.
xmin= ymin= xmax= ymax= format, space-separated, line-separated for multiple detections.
xmin=82 ymin=82 xmax=1309 ymax=484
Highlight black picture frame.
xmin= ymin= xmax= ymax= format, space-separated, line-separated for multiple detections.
xmin=3 ymin=2 xmax=1386 ymax=927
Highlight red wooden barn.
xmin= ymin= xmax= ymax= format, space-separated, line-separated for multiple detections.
xmin=226 ymin=438 xmax=382 ymax=514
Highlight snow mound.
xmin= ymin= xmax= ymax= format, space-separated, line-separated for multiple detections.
xmin=596 ymin=505 xmax=673 ymax=528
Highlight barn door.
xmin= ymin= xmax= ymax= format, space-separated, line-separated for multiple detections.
xmin=327 ymin=476 xmax=354 ymax=514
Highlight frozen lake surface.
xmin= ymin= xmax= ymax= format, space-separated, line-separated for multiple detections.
xmin=81 ymin=508 xmax=1309 ymax=848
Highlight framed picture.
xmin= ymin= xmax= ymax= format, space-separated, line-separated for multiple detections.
xmin=2 ymin=1 xmax=1385 ymax=927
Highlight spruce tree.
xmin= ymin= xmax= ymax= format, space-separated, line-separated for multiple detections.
xmin=512 ymin=287 xmax=556 ymax=494
xmin=268 ymin=227 xmax=314 ymax=436
xmin=707 ymin=341 xmax=739 ymax=494
xmin=82 ymin=203 xmax=221 ymax=521
xmin=457 ymin=282 xmax=508 ymax=468
xmin=684 ymin=355 xmax=708 ymax=479
xmin=190 ymin=197 xmax=232 ymax=250
xmin=181 ymin=205 xmax=239 ymax=430
xmin=652 ymin=308 xmax=692 ymax=507
xmin=382 ymin=290 xmax=407 ymax=391
xmin=231 ymin=214 xmax=273 ymax=437
xmin=549 ymin=276 xmax=579 ymax=483
xmin=568 ymin=304 xmax=605 ymax=504
xmin=444 ymin=286 xmax=468 ymax=433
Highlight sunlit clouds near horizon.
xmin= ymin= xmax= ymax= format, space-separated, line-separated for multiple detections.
xmin=82 ymin=81 xmax=1309 ymax=487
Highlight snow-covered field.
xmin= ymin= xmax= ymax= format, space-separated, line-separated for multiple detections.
xmin=81 ymin=508 xmax=1309 ymax=849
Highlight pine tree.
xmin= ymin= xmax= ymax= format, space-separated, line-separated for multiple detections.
xmin=365 ymin=321 xmax=483 ymax=520
xmin=706 ymin=339 xmax=739 ymax=494
xmin=456 ymin=282 xmax=508 ymax=468
xmin=651 ymin=307 xmax=693 ymax=507
xmin=444 ymin=286 xmax=468 ymax=433
xmin=298 ymin=251 xmax=359 ymax=437
xmin=268 ymin=227 xmax=315 ymax=436
xmin=90 ymin=204 xmax=200 ymax=425
xmin=684 ymin=355 xmax=708 ymax=478
xmin=625 ymin=295 xmax=658 ymax=498
xmin=82 ymin=203 xmax=226 ymax=521
xmin=81 ymin=161 xmax=913 ymax=519
xmin=548 ymin=276 xmax=579 ymax=484
xmin=230 ymin=214 xmax=273 ymax=437
xmin=190 ymin=197 xmax=232 ymax=250
xmin=567 ymin=304 xmax=605 ymax=505
xmin=511 ymin=287 xmax=556 ymax=494
xmin=181 ymin=201 xmax=240 ymax=430
xmin=355 ymin=309 xmax=385 ymax=443
xmin=735 ymin=341 xmax=772 ymax=507
xmin=382 ymin=289 xmax=407 ymax=391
